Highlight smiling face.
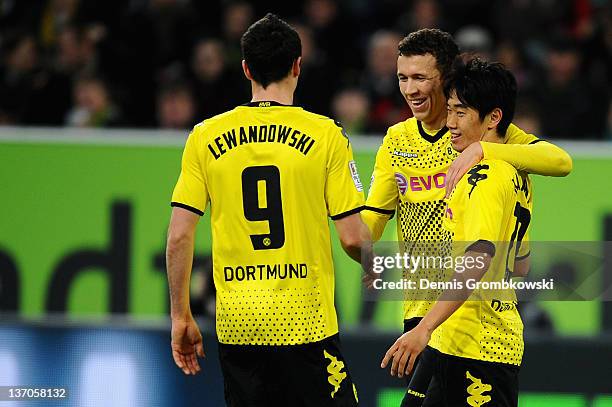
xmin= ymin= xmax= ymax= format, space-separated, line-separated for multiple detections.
xmin=397 ymin=53 xmax=447 ymax=128
xmin=445 ymin=90 xmax=489 ymax=152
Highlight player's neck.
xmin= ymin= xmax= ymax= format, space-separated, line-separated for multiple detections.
xmin=250 ymin=81 xmax=295 ymax=106
xmin=422 ymin=110 xmax=447 ymax=133
xmin=481 ymin=129 xmax=503 ymax=144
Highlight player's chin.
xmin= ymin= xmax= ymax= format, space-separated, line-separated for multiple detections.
xmin=451 ymin=139 xmax=465 ymax=152
xmin=410 ymin=109 xmax=428 ymax=121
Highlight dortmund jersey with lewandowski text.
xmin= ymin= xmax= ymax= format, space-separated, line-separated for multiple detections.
xmin=171 ymin=101 xmax=364 ymax=346
xmin=364 ymin=118 xmax=537 ymax=320
xmin=429 ymin=158 xmax=532 ymax=366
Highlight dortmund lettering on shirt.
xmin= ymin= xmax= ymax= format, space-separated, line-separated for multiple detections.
xmin=429 ymin=158 xmax=532 ymax=366
xmin=365 ymin=117 xmax=538 ymax=320
xmin=171 ymin=101 xmax=364 ymax=346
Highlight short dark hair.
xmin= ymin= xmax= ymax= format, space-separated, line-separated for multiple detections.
xmin=444 ymin=58 xmax=517 ymax=136
xmin=240 ymin=13 xmax=301 ymax=88
xmin=398 ymin=29 xmax=459 ymax=79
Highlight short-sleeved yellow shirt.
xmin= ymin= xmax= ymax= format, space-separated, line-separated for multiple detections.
xmin=171 ymin=102 xmax=364 ymax=345
xmin=364 ymin=119 xmax=536 ymax=320
xmin=429 ymin=158 xmax=532 ymax=366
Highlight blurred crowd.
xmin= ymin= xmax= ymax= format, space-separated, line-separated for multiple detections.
xmin=0 ymin=0 xmax=610 ymax=139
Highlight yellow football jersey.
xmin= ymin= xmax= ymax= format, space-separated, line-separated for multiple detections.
xmin=429 ymin=158 xmax=532 ymax=366
xmin=171 ymin=101 xmax=365 ymax=345
xmin=364 ymin=118 xmax=537 ymax=319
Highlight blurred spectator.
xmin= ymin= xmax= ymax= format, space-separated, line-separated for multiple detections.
xmin=0 ymin=33 xmax=40 ymax=123
xmin=532 ymin=36 xmax=603 ymax=139
xmin=20 ymin=25 xmax=90 ymax=125
xmin=69 ymin=1 xmax=129 ymax=34
xmin=0 ymin=27 xmax=83 ymax=125
xmin=54 ymin=24 xmax=96 ymax=75
xmin=332 ymin=88 xmax=371 ymax=135
xmin=293 ymin=23 xmax=336 ymax=115
xmin=222 ymin=2 xmax=254 ymax=68
xmin=145 ymin=0 xmax=199 ymax=72
xmin=496 ymin=41 xmax=534 ymax=92
xmin=189 ymin=38 xmax=249 ymax=119
xmin=412 ymin=0 xmax=441 ymax=29
xmin=493 ymin=0 xmax=546 ymax=45
xmin=0 ymin=0 xmax=607 ymax=138
xmin=395 ymin=0 xmax=445 ymax=34
xmin=576 ymin=1 xmax=611 ymax=139
xmin=192 ymin=39 xmax=225 ymax=84
xmin=39 ymin=0 xmax=80 ymax=50
xmin=361 ymin=30 xmax=411 ymax=133
xmin=513 ymin=98 xmax=542 ymax=136
xmin=65 ymin=74 xmax=122 ymax=127
xmin=101 ymin=0 xmax=199 ymax=126
xmin=455 ymin=25 xmax=494 ymax=61
xmin=303 ymin=0 xmax=361 ymax=78
xmin=156 ymin=83 xmax=196 ymax=129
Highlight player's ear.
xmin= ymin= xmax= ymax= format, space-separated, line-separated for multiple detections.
xmin=242 ymin=60 xmax=253 ymax=81
xmin=292 ymin=57 xmax=301 ymax=78
xmin=487 ymin=108 xmax=502 ymax=130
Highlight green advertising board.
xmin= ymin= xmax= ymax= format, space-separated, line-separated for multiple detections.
xmin=1 ymin=130 xmax=611 ymax=335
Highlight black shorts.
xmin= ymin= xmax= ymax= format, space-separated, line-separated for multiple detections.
xmin=401 ymin=318 xmax=443 ymax=407
xmin=429 ymin=347 xmax=519 ymax=407
xmin=218 ymin=334 xmax=358 ymax=407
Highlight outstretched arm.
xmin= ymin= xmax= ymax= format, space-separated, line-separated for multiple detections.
xmin=480 ymin=140 xmax=573 ymax=176
xmin=445 ymin=124 xmax=573 ymax=197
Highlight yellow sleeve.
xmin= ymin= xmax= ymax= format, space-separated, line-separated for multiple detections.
xmin=461 ymin=164 xmax=508 ymax=256
xmin=325 ymin=125 xmax=365 ymax=219
xmin=363 ymin=134 xmax=398 ymax=241
xmin=361 ymin=210 xmax=390 ymax=242
xmin=171 ymin=125 xmax=209 ymax=215
xmin=480 ymin=123 xmax=573 ymax=177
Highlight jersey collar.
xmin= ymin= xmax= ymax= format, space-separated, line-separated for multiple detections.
xmin=417 ymin=120 xmax=448 ymax=143
xmin=243 ymin=101 xmax=296 ymax=107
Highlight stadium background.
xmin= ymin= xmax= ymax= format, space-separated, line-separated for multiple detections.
xmin=1 ymin=0 xmax=611 ymax=406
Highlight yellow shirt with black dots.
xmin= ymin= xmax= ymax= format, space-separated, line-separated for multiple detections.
xmin=363 ymin=118 xmax=537 ymax=320
xmin=429 ymin=158 xmax=532 ymax=366
xmin=171 ymin=102 xmax=364 ymax=345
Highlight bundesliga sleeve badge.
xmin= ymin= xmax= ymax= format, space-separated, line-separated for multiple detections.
xmin=348 ymin=161 xmax=363 ymax=192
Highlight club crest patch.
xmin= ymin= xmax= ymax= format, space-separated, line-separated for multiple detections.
xmin=395 ymin=172 xmax=408 ymax=195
